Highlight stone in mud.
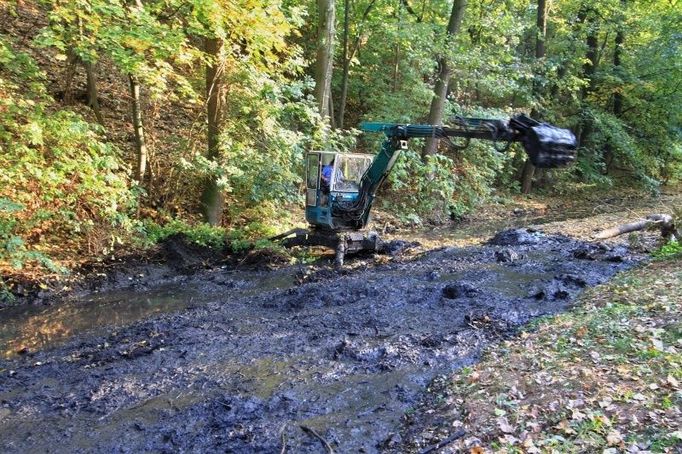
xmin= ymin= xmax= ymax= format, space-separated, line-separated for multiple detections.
xmin=556 ymin=274 xmax=587 ymax=288
xmin=529 ymin=273 xmax=591 ymax=301
xmin=572 ymin=243 xmax=609 ymax=260
xmin=442 ymin=283 xmax=478 ymax=299
xmin=494 ymin=248 xmax=522 ymax=263
xmin=488 ymin=228 xmax=542 ymax=246
xmin=379 ymin=240 xmax=420 ymax=256
xmin=605 ymin=246 xmax=630 ymax=263
xmin=572 ymin=243 xmax=629 ymax=263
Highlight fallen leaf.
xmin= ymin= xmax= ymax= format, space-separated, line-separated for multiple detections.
xmin=571 ymin=409 xmax=586 ymax=421
xmin=606 ymin=430 xmax=623 ymax=446
xmin=497 ymin=416 xmax=515 ymax=434
xmin=554 ymin=420 xmax=576 ymax=435
xmin=666 ymin=375 xmax=679 ymax=388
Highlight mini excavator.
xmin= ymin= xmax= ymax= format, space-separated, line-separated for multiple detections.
xmin=273 ymin=114 xmax=577 ymax=265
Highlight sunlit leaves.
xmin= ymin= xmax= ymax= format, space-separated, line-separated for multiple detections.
xmin=0 ymin=37 xmax=134 ymax=265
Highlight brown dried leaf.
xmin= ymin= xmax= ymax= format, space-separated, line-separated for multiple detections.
xmin=606 ymin=430 xmax=623 ymax=446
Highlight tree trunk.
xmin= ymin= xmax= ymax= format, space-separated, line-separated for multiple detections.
xmin=581 ymin=12 xmax=599 ymax=99
xmin=201 ymin=37 xmax=226 ymax=226
xmin=392 ymin=44 xmax=400 ymax=93
xmin=84 ymin=60 xmax=104 ymax=125
xmin=63 ymin=48 xmax=79 ymax=105
xmin=578 ymin=6 xmax=599 ymax=147
xmin=337 ymin=0 xmax=377 ymax=128
xmin=604 ymin=0 xmax=626 ymax=173
xmin=314 ymin=0 xmax=335 ymax=121
xmin=612 ymin=3 xmax=625 ymax=118
xmin=337 ymin=0 xmax=350 ymax=128
xmin=595 ymin=214 xmax=676 ymax=241
xmin=520 ymin=0 xmax=547 ymax=194
xmin=129 ymin=75 xmax=148 ymax=183
xmin=422 ymin=0 xmax=467 ymax=160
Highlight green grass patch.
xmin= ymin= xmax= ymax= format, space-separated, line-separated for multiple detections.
xmin=652 ymin=239 xmax=682 ymax=259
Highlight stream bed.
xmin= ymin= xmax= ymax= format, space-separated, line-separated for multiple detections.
xmin=0 ymin=229 xmax=638 ymax=452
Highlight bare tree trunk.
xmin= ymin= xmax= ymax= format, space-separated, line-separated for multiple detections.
xmin=422 ymin=0 xmax=466 ymax=159
xmin=392 ymin=44 xmax=400 ymax=92
xmin=576 ymin=5 xmax=599 ymax=147
xmin=328 ymin=93 xmax=336 ymax=129
xmin=612 ymin=5 xmax=625 ymax=118
xmin=129 ymin=75 xmax=148 ymax=183
xmin=314 ymin=0 xmax=335 ymax=121
xmin=595 ymin=214 xmax=676 ymax=241
xmin=63 ymin=48 xmax=79 ymax=105
xmin=520 ymin=0 xmax=547 ymax=194
xmin=201 ymin=37 xmax=226 ymax=226
xmin=337 ymin=0 xmax=350 ymax=128
xmin=337 ymin=0 xmax=377 ymax=128
xmin=581 ymin=12 xmax=599 ymax=99
xmin=84 ymin=60 xmax=104 ymax=125
xmin=604 ymin=0 xmax=626 ymax=173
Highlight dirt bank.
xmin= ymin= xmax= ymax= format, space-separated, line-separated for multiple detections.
xmin=0 ymin=227 xmax=641 ymax=453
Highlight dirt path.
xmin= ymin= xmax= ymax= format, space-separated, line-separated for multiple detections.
xmin=0 ymin=225 xmax=642 ymax=452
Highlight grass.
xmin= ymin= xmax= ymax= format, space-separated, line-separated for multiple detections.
xmin=404 ymin=256 xmax=682 ymax=453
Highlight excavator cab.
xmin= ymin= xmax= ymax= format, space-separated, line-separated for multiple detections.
xmin=305 ymin=151 xmax=373 ymax=229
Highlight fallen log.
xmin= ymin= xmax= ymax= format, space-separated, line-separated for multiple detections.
xmin=595 ymin=214 xmax=676 ymax=240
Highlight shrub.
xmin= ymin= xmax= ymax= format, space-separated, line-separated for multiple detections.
xmin=0 ymin=36 xmax=135 ymax=267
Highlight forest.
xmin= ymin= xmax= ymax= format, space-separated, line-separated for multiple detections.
xmin=0 ymin=0 xmax=680 ymax=278
xmin=1 ymin=1 xmax=681 ymax=451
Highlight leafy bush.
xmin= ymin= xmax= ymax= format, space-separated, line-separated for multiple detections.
xmin=0 ymin=36 xmax=134 ymax=265
xmin=652 ymin=240 xmax=682 ymax=260
xmin=382 ymin=138 xmax=512 ymax=222
xmin=139 ymin=217 xmax=285 ymax=253
xmin=139 ymin=219 xmax=227 ymax=250
xmin=0 ymin=198 xmax=64 ymax=272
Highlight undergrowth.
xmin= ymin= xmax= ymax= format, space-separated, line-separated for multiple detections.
xmin=652 ymin=239 xmax=682 ymax=260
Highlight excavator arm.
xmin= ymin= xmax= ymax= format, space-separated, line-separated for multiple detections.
xmin=332 ymin=114 xmax=577 ymax=229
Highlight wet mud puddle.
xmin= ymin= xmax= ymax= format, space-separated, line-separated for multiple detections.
xmin=0 ymin=285 xmax=199 ymax=359
xmin=0 ymin=229 xmax=638 ymax=453
xmin=0 ymin=271 xmax=296 ymax=359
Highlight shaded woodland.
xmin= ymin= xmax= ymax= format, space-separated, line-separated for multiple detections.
xmin=0 ymin=0 xmax=680 ymax=275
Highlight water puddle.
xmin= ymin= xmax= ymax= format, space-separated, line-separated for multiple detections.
xmin=0 ymin=269 xmax=301 ymax=359
xmin=0 ymin=284 xmax=198 ymax=359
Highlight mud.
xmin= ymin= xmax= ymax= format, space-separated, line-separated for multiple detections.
xmin=0 ymin=229 xmax=640 ymax=453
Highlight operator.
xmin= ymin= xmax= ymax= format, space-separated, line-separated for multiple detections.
xmin=319 ymin=158 xmax=334 ymax=206
xmin=321 ymin=158 xmax=335 ymax=190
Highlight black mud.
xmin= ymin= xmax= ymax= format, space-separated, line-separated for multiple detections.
xmin=0 ymin=229 xmax=640 ymax=453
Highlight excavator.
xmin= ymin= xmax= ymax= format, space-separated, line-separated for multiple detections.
xmin=274 ymin=114 xmax=577 ymax=265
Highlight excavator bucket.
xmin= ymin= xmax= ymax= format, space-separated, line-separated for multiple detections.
xmin=521 ymin=123 xmax=577 ymax=168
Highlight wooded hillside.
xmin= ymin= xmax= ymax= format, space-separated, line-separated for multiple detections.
xmin=1 ymin=0 xmax=680 ymax=275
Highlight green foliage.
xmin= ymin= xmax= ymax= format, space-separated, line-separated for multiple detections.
xmin=0 ymin=276 xmax=15 ymax=304
xmin=138 ymin=217 xmax=287 ymax=253
xmin=37 ymin=0 xmax=199 ymax=101
xmin=1 ymin=0 xmax=680 ymax=275
xmin=139 ymin=219 xmax=226 ymax=249
xmin=383 ymin=149 xmax=457 ymax=223
xmin=0 ymin=36 xmax=134 ymax=266
xmin=652 ymin=240 xmax=682 ymax=260
xmin=383 ymin=113 xmax=514 ymax=222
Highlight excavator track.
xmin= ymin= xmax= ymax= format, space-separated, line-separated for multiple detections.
xmin=271 ymin=228 xmax=383 ymax=267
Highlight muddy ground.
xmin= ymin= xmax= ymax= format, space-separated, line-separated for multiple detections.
xmin=0 ymin=225 xmax=643 ymax=453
